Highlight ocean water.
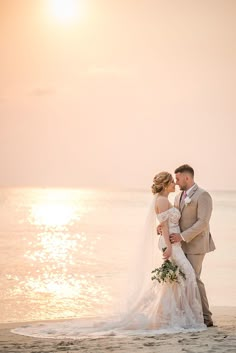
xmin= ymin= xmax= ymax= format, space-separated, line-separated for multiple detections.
xmin=0 ymin=188 xmax=235 ymax=324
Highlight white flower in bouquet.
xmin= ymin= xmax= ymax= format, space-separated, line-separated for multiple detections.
xmin=151 ymin=248 xmax=186 ymax=284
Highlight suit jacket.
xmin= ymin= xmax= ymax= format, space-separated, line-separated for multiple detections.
xmin=174 ymin=184 xmax=216 ymax=254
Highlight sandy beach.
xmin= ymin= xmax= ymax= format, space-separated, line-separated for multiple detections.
xmin=0 ymin=307 xmax=235 ymax=353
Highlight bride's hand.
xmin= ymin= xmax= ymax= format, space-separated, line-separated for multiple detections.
xmin=163 ymin=246 xmax=172 ymax=260
xmin=157 ymin=224 xmax=162 ymax=235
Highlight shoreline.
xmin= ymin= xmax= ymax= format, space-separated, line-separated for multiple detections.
xmin=0 ymin=306 xmax=235 ymax=352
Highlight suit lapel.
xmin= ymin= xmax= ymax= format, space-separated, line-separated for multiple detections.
xmin=175 ymin=193 xmax=182 ymax=209
xmin=180 ymin=191 xmax=185 ymax=212
xmin=188 ymin=184 xmax=198 ymax=199
xmin=180 ymin=184 xmax=198 ymax=212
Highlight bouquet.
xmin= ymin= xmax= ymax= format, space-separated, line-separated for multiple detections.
xmin=151 ymin=248 xmax=186 ymax=284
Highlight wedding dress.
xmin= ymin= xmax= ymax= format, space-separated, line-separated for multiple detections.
xmin=12 ymin=203 xmax=206 ymax=339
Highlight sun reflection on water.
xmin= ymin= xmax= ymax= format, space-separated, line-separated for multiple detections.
xmin=17 ymin=189 xmax=114 ymax=319
xmin=31 ymin=203 xmax=77 ymax=227
xmin=25 ymin=232 xmax=78 ymax=263
xmin=28 ymin=188 xmax=90 ymax=228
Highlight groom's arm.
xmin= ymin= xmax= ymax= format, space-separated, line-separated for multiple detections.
xmin=181 ymin=192 xmax=212 ymax=243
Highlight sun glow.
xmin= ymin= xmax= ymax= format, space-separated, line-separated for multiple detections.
xmin=31 ymin=203 xmax=76 ymax=227
xmin=49 ymin=0 xmax=85 ymax=24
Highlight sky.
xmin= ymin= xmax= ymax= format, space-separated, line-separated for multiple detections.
xmin=0 ymin=0 xmax=236 ymax=190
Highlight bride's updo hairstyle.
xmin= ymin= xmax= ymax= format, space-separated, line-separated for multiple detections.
xmin=151 ymin=172 xmax=173 ymax=194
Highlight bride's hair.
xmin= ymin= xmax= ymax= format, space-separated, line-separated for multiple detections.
xmin=151 ymin=172 xmax=173 ymax=194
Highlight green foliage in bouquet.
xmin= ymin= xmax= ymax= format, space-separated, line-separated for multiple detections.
xmin=151 ymin=248 xmax=186 ymax=284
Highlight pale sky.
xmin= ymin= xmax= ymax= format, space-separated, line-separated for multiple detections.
xmin=0 ymin=0 xmax=236 ymax=190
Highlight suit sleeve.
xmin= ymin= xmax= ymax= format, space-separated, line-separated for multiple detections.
xmin=181 ymin=192 xmax=212 ymax=243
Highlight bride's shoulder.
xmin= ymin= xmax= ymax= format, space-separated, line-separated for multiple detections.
xmin=155 ymin=196 xmax=169 ymax=214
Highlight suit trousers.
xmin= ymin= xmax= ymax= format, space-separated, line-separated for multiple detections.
xmin=185 ymin=253 xmax=212 ymax=323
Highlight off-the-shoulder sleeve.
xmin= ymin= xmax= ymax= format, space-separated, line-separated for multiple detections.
xmin=157 ymin=210 xmax=169 ymax=223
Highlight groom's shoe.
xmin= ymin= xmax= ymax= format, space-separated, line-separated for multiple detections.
xmin=205 ymin=321 xmax=214 ymax=327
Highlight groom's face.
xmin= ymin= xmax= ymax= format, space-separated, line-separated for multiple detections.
xmin=175 ymin=172 xmax=188 ymax=190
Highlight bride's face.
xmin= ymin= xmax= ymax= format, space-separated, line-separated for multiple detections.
xmin=167 ymin=178 xmax=175 ymax=193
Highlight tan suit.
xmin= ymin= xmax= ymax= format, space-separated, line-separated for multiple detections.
xmin=174 ymin=184 xmax=216 ymax=324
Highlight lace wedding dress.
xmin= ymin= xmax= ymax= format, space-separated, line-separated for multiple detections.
xmin=12 ymin=206 xmax=206 ymax=339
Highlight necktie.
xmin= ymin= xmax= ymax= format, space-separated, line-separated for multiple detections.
xmin=181 ymin=191 xmax=187 ymax=207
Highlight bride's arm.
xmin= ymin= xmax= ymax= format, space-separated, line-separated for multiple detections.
xmin=160 ymin=221 xmax=172 ymax=260
xmin=155 ymin=197 xmax=172 ymax=260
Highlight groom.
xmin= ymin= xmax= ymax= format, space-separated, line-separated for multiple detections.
xmin=170 ymin=164 xmax=216 ymax=327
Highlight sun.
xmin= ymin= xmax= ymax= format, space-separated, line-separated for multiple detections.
xmin=49 ymin=0 xmax=83 ymax=24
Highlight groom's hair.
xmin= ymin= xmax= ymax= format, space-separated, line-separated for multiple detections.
xmin=175 ymin=164 xmax=194 ymax=177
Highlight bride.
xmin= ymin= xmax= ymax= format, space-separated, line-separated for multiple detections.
xmin=12 ymin=172 xmax=206 ymax=339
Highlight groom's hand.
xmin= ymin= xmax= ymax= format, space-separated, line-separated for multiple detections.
xmin=170 ymin=233 xmax=182 ymax=243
